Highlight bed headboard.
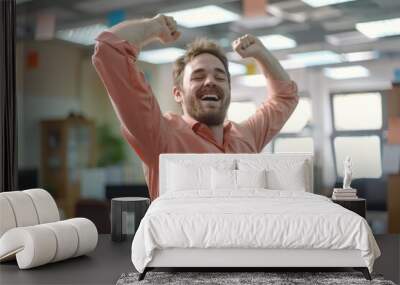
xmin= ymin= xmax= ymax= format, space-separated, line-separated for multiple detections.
xmin=159 ymin=153 xmax=313 ymax=195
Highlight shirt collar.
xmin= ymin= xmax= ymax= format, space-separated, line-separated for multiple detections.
xmin=182 ymin=115 xmax=232 ymax=132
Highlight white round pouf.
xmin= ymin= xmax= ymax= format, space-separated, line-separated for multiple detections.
xmin=66 ymin=218 xmax=98 ymax=257
xmin=42 ymin=221 xmax=79 ymax=262
xmin=1 ymin=191 xmax=39 ymax=227
xmin=0 ymin=189 xmax=99 ymax=269
xmin=0 ymin=226 xmax=57 ymax=269
xmin=23 ymin=189 xmax=60 ymax=223
xmin=0 ymin=195 xmax=17 ymax=237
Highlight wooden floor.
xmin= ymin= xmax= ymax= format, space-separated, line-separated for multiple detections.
xmin=373 ymin=234 xmax=400 ymax=284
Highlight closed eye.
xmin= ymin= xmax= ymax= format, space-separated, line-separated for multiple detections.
xmin=215 ymin=69 xmax=227 ymax=81
xmin=191 ymin=72 xmax=206 ymax=81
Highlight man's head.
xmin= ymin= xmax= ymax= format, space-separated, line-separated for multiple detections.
xmin=173 ymin=38 xmax=231 ymax=126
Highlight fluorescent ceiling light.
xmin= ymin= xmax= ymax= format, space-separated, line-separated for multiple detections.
xmin=235 ymin=16 xmax=282 ymax=29
xmin=56 ymin=24 xmax=108 ymax=46
xmin=288 ymin=50 xmax=343 ymax=67
xmin=323 ymin=65 xmax=370 ymax=79
xmin=325 ymin=31 xmax=374 ymax=46
xmin=228 ymin=62 xmax=246 ymax=76
xmin=258 ymin=35 xmax=297 ymax=50
xmin=279 ymin=50 xmax=378 ymax=70
xmin=139 ymin=48 xmax=185 ymax=64
xmin=301 ymin=0 xmax=356 ymax=7
xmin=165 ymin=5 xmax=240 ymax=28
xmin=237 ymin=74 xmax=266 ymax=87
xmin=356 ymin=18 xmax=400 ymax=39
xmin=279 ymin=59 xmax=306 ymax=70
xmin=342 ymin=51 xmax=379 ymax=62
xmin=267 ymin=5 xmax=307 ymax=23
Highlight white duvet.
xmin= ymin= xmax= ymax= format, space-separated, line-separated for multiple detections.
xmin=131 ymin=189 xmax=380 ymax=273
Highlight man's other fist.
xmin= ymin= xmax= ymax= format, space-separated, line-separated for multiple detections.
xmin=153 ymin=14 xmax=181 ymax=44
xmin=232 ymin=34 xmax=266 ymax=59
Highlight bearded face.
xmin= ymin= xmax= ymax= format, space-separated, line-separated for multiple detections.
xmin=174 ymin=53 xmax=231 ymax=126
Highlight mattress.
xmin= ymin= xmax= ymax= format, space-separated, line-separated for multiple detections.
xmin=131 ymin=189 xmax=380 ymax=273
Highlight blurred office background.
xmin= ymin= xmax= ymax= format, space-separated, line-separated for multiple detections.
xmin=14 ymin=0 xmax=400 ymax=234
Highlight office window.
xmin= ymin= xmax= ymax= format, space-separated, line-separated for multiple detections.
xmin=272 ymin=97 xmax=314 ymax=153
xmin=333 ymin=92 xmax=382 ymax=131
xmin=334 ymin=136 xmax=382 ymax=178
xmin=331 ymin=91 xmax=384 ymax=178
xmin=281 ymin=98 xmax=312 ymax=133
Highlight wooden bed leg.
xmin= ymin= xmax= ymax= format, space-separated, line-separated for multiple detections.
xmin=138 ymin=268 xmax=148 ymax=281
xmin=354 ymin=267 xmax=371 ymax=280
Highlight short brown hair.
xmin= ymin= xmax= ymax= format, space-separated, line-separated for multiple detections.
xmin=173 ymin=38 xmax=230 ymax=87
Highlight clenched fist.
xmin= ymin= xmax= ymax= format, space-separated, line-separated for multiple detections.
xmin=153 ymin=14 xmax=181 ymax=44
xmin=232 ymin=34 xmax=266 ymax=59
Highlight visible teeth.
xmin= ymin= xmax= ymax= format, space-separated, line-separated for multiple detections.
xmin=201 ymin=95 xmax=219 ymax=100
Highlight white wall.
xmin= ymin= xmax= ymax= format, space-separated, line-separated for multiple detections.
xmin=17 ymin=40 xmax=83 ymax=169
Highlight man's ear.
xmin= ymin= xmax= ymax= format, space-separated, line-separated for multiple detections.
xmin=173 ymin=86 xmax=183 ymax=103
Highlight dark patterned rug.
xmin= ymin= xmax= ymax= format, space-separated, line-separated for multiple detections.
xmin=116 ymin=271 xmax=396 ymax=285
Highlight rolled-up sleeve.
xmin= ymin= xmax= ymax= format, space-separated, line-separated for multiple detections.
xmin=240 ymin=79 xmax=299 ymax=152
xmin=92 ymin=31 xmax=169 ymax=165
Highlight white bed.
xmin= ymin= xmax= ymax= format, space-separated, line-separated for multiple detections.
xmin=131 ymin=153 xmax=380 ymax=281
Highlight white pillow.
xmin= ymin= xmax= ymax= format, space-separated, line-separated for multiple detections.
xmin=266 ymin=166 xmax=306 ymax=191
xmin=211 ymin=168 xmax=267 ymax=190
xmin=167 ymin=160 xmax=235 ymax=192
xmin=237 ymin=169 xmax=267 ymax=189
xmin=211 ymin=168 xmax=236 ymax=190
xmin=167 ymin=163 xmax=207 ymax=191
xmin=238 ymin=159 xmax=309 ymax=192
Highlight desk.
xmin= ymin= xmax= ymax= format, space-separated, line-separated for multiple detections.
xmin=1 ymin=234 xmax=398 ymax=284
xmin=0 ymin=235 xmax=132 ymax=285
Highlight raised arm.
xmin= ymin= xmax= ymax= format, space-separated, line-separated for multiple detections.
xmin=108 ymin=14 xmax=180 ymax=47
xmin=92 ymin=15 xmax=180 ymax=164
xmin=232 ymin=34 xmax=299 ymax=152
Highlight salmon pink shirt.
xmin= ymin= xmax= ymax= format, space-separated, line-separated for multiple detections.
xmin=92 ymin=31 xmax=299 ymax=201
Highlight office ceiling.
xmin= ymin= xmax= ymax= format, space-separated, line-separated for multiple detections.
xmin=16 ymin=0 xmax=400 ymax=60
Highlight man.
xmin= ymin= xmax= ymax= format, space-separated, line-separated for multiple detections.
xmin=92 ymin=14 xmax=299 ymax=200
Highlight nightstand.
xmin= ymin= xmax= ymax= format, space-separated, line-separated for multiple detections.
xmin=332 ymin=198 xmax=366 ymax=218
xmin=111 ymin=197 xmax=150 ymax=242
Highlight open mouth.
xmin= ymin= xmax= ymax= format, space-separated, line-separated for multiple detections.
xmin=200 ymin=95 xmax=220 ymax=102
